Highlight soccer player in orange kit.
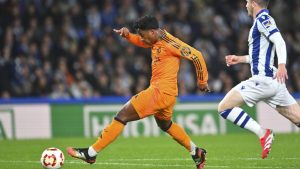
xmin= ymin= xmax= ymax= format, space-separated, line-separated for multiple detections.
xmin=67 ymin=15 xmax=210 ymax=169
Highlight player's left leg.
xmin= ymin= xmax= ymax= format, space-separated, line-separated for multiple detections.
xmin=154 ymin=91 xmax=206 ymax=169
xmin=266 ymin=82 xmax=300 ymax=127
xmin=276 ymin=103 xmax=300 ymax=127
xmin=155 ymin=117 xmax=206 ymax=169
xmin=155 ymin=117 xmax=195 ymax=153
xmin=153 ymin=92 xmax=195 ymax=152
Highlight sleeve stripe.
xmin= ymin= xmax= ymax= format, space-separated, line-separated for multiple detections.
xmin=162 ymin=36 xmax=181 ymax=49
xmin=191 ymin=55 xmax=204 ymax=81
xmin=197 ymin=60 xmax=204 ymax=80
xmin=195 ymin=60 xmax=204 ymax=81
xmin=160 ymin=29 xmax=167 ymax=38
xmin=162 ymin=37 xmax=181 ymax=49
xmin=267 ymin=29 xmax=279 ymax=38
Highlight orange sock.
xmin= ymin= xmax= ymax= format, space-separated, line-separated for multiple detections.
xmin=166 ymin=122 xmax=191 ymax=151
xmin=92 ymin=119 xmax=125 ymax=152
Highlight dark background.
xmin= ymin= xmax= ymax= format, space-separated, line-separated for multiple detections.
xmin=0 ymin=0 xmax=299 ymax=99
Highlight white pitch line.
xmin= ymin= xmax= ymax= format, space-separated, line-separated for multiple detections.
xmin=0 ymin=158 xmax=299 ymax=169
xmin=68 ymin=161 xmax=192 ymax=167
xmin=102 ymin=157 xmax=300 ymax=161
xmin=209 ymin=157 xmax=300 ymax=161
xmin=0 ymin=160 xmax=40 ymax=164
xmin=0 ymin=160 xmax=228 ymax=168
xmin=104 ymin=158 xmax=191 ymax=161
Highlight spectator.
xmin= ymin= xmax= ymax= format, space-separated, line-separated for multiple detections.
xmin=0 ymin=0 xmax=299 ymax=98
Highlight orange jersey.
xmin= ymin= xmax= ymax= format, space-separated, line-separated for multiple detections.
xmin=126 ymin=30 xmax=208 ymax=96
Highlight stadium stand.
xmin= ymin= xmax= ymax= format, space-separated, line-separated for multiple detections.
xmin=0 ymin=0 xmax=299 ymax=98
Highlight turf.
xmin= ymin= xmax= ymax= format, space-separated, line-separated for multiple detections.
xmin=0 ymin=133 xmax=299 ymax=169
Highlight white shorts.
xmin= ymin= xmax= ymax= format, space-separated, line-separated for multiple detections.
xmin=234 ymin=75 xmax=296 ymax=108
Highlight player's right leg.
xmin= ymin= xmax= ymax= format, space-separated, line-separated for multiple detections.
xmin=218 ymin=89 xmax=266 ymax=137
xmin=67 ymin=101 xmax=140 ymax=164
xmin=218 ymin=88 xmax=274 ymax=159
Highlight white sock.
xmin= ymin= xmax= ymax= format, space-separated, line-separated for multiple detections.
xmin=88 ymin=146 xmax=97 ymax=157
xmin=190 ymin=141 xmax=197 ymax=155
xmin=244 ymin=119 xmax=266 ymax=138
xmin=220 ymin=107 xmax=265 ymax=138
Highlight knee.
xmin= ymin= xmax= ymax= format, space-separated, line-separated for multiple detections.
xmin=114 ymin=116 xmax=127 ymax=125
xmin=115 ymin=109 xmax=129 ymax=125
xmin=115 ymin=112 xmax=126 ymax=122
xmin=290 ymin=115 xmax=300 ymax=127
xmin=157 ymin=121 xmax=172 ymax=132
xmin=114 ymin=102 xmax=139 ymax=124
xmin=218 ymin=101 xmax=234 ymax=119
xmin=218 ymin=101 xmax=227 ymax=113
xmin=293 ymin=119 xmax=300 ymax=128
xmin=292 ymin=117 xmax=300 ymax=127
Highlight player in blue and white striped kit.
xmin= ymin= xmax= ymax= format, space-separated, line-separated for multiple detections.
xmin=218 ymin=0 xmax=300 ymax=159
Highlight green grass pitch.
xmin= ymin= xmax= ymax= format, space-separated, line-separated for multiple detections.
xmin=0 ymin=133 xmax=299 ymax=169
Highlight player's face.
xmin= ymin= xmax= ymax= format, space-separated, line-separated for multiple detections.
xmin=246 ymin=0 xmax=254 ymax=16
xmin=138 ymin=30 xmax=157 ymax=45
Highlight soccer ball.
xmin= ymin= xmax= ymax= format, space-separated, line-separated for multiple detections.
xmin=40 ymin=147 xmax=64 ymax=169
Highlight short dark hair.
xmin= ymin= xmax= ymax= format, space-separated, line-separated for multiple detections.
xmin=253 ymin=0 xmax=270 ymax=8
xmin=133 ymin=15 xmax=159 ymax=31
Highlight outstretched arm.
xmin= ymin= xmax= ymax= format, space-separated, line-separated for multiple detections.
xmin=113 ymin=27 xmax=150 ymax=48
xmin=225 ymin=55 xmax=250 ymax=66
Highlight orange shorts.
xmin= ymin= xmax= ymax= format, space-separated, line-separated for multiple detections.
xmin=130 ymin=85 xmax=176 ymax=121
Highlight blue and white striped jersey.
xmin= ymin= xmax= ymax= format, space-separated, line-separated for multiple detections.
xmin=248 ymin=9 xmax=279 ymax=77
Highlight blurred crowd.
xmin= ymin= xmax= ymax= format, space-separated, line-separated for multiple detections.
xmin=0 ymin=0 xmax=300 ymax=99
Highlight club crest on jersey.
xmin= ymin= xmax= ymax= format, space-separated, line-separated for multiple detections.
xmin=180 ymin=46 xmax=191 ymax=57
xmin=262 ymin=20 xmax=272 ymax=28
